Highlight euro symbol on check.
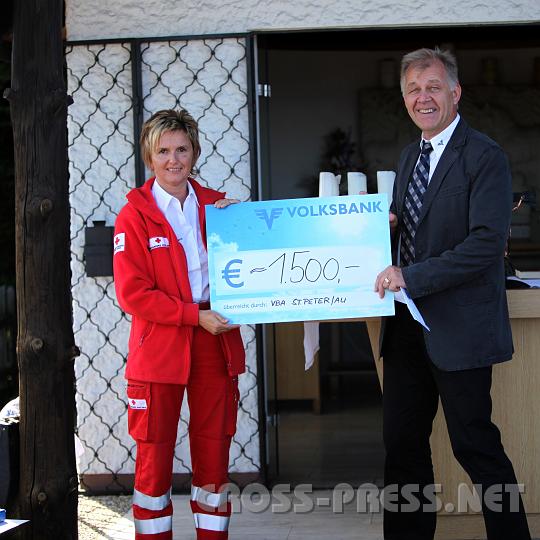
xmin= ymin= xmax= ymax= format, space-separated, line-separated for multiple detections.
xmin=222 ymin=259 xmax=244 ymax=288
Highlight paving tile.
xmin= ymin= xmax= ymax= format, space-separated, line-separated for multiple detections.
xmin=160 ymin=493 xmax=385 ymax=539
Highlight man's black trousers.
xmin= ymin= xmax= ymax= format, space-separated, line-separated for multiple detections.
xmin=382 ymin=302 xmax=531 ymax=540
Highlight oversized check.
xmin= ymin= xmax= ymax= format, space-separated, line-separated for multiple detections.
xmin=206 ymin=194 xmax=394 ymax=324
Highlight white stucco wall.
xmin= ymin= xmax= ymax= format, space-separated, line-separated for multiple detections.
xmin=66 ymin=0 xmax=540 ymax=41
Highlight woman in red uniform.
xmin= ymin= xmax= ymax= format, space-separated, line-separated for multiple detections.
xmin=113 ymin=109 xmax=245 ymax=540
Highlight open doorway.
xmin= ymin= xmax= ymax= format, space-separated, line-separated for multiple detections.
xmin=275 ymin=320 xmax=383 ymax=487
xmin=256 ymin=23 xmax=540 ymax=487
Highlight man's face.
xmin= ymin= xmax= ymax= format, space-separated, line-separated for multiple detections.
xmin=403 ymin=60 xmax=461 ymax=140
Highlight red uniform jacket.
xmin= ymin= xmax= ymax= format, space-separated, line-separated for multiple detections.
xmin=113 ymin=177 xmax=245 ymax=384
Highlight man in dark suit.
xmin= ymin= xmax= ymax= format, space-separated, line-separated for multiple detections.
xmin=374 ymin=48 xmax=531 ymax=540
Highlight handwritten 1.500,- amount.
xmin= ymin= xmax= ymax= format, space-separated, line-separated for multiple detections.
xmin=218 ymin=247 xmax=362 ymax=292
xmin=265 ymin=251 xmax=354 ymax=284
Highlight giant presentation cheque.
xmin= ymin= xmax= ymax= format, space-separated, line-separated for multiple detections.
xmin=206 ymin=194 xmax=395 ymax=324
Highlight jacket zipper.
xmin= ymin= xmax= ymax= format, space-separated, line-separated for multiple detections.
xmin=139 ymin=323 xmax=152 ymax=347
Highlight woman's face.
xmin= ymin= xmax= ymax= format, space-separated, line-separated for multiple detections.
xmin=150 ymin=129 xmax=194 ymax=194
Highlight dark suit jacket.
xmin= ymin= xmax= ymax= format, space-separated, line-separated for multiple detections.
xmin=385 ymin=118 xmax=514 ymax=371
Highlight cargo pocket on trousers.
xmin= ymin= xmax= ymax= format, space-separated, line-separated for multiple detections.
xmin=227 ymin=377 xmax=240 ymax=437
xmin=126 ymin=380 xmax=151 ymax=441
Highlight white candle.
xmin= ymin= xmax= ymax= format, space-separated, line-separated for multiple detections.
xmin=347 ymin=172 xmax=367 ymax=195
xmin=377 ymin=171 xmax=396 ymax=206
xmin=319 ymin=172 xmax=340 ymax=197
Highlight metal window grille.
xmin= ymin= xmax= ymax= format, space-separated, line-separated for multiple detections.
xmin=66 ymin=35 xmax=260 ymax=493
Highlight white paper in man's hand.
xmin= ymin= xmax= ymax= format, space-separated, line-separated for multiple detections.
xmin=400 ymin=288 xmax=430 ymax=331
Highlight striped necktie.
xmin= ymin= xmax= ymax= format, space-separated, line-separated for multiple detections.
xmin=400 ymin=140 xmax=433 ymax=266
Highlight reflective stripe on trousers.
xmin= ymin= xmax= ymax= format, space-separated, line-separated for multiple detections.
xmin=191 ymin=485 xmax=228 ymax=508
xmin=133 ymin=487 xmax=172 ymax=511
xmin=134 ymin=515 xmax=173 ymax=535
xmin=193 ymin=513 xmax=230 ymax=532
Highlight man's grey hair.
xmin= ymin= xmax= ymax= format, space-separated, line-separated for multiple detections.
xmin=400 ymin=47 xmax=459 ymax=94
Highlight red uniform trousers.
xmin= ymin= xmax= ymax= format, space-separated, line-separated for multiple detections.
xmin=127 ymin=327 xmax=239 ymax=540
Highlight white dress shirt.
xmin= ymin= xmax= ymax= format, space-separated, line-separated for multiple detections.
xmin=423 ymin=113 xmax=460 ymax=182
xmin=152 ymin=179 xmax=209 ymax=303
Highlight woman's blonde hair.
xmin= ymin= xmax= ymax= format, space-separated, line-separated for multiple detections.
xmin=140 ymin=109 xmax=201 ymax=173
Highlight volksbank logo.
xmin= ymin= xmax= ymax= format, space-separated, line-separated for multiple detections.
xmin=255 ymin=208 xmax=284 ymax=230
xmin=255 ymin=201 xmax=383 ymax=230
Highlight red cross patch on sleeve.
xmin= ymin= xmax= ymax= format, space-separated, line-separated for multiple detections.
xmin=114 ymin=233 xmax=125 ymax=254
xmin=149 ymin=236 xmax=170 ymax=250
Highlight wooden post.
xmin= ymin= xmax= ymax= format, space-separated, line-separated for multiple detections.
xmin=5 ymin=0 xmax=78 ymax=537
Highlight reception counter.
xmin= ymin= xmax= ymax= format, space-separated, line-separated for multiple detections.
xmin=367 ymin=289 xmax=540 ymax=538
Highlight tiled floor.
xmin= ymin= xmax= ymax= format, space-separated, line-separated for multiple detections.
xmin=107 ymin=492 xmax=540 ymax=539
xmin=119 ymin=491 xmax=384 ymax=540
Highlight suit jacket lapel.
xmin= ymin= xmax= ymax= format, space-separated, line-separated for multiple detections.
xmin=417 ymin=119 xmax=468 ymax=227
